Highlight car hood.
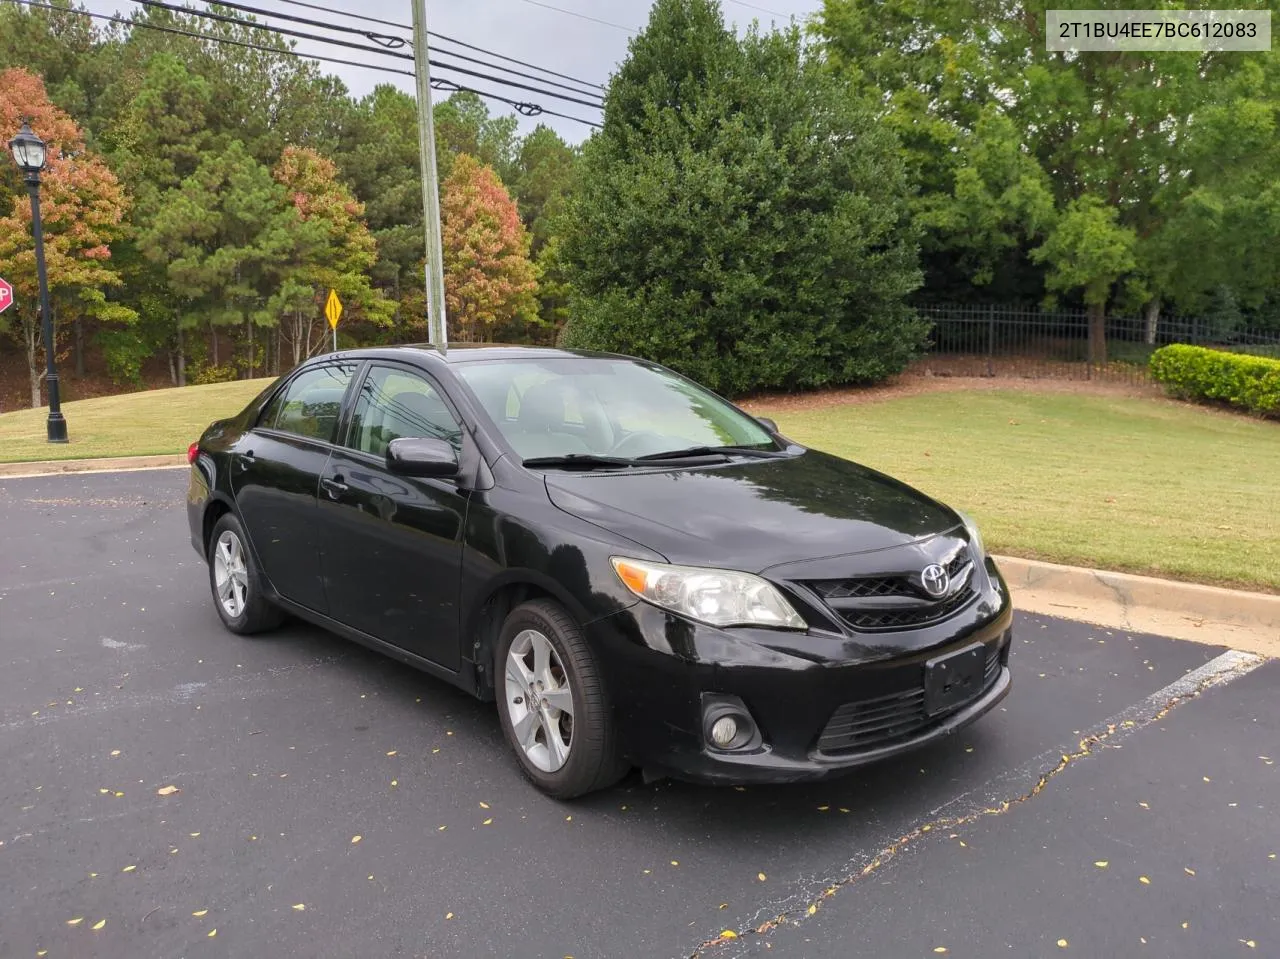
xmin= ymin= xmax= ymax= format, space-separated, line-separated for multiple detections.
xmin=542 ymin=449 xmax=962 ymax=573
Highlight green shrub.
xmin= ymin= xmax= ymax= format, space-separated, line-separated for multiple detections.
xmin=1149 ymin=344 xmax=1280 ymax=417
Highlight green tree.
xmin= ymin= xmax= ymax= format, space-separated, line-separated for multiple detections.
xmin=335 ymin=85 xmax=425 ymax=333
xmin=137 ymin=140 xmax=301 ymax=379
xmin=560 ymin=0 xmax=923 ymax=395
xmin=512 ymin=124 xmax=578 ymax=252
xmin=433 ymin=91 xmax=519 ymax=183
xmin=815 ymin=0 xmax=1280 ymax=359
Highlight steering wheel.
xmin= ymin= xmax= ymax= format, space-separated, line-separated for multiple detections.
xmin=609 ymin=431 xmax=669 ymax=457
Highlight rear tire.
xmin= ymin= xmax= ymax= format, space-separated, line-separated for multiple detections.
xmin=207 ymin=513 xmax=283 ymax=635
xmin=495 ymin=599 xmax=629 ymax=798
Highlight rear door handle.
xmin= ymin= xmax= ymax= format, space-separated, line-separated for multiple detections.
xmin=235 ymin=449 xmax=255 ymax=471
xmin=321 ymin=475 xmax=349 ymax=498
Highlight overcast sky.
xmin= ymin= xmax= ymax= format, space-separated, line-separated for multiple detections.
xmin=79 ymin=0 xmax=822 ymax=143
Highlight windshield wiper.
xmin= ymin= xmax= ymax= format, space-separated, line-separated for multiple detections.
xmin=521 ymin=453 xmax=638 ymax=470
xmin=633 ymin=444 xmax=785 ymax=461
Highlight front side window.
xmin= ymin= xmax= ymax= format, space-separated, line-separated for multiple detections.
xmin=455 ymin=358 xmax=775 ymax=460
xmin=347 ymin=366 xmax=463 ymax=457
xmin=259 ymin=363 xmax=355 ymax=443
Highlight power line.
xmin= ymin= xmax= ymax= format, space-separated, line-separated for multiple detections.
xmin=725 ymin=0 xmax=793 ymax=18
xmin=121 ymin=0 xmax=604 ymax=109
xmin=194 ymin=0 xmax=602 ymax=98
xmin=9 ymin=0 xmax=601 ymax=128
xmin=273 ymin=0 xmax=605 ymax=91
xmin=518 ymin=0 xmax=637 ymax=35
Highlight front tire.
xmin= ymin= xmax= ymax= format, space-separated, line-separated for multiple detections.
xmin=207 ymin=513 xmax=283 ymax=635
xmin=496 ymin=599 xmax=628 ymax=798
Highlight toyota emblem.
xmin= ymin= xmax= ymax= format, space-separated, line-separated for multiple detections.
xmin=921 ymin=563 xmax=950 ymax=598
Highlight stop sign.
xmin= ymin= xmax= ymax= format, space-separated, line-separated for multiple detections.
xmin=0 ymin=277 xmax=12 ymax=315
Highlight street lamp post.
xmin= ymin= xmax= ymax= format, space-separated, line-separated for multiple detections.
xmin=8 ymin=121 xmax=68 ymax=443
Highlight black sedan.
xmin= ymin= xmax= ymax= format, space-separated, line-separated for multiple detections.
xmin=187 ymin=345 xmax=1012 ymax=797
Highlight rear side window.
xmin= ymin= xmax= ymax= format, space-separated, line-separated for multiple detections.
xmin=259 ymin=364 xmax=355 ymax=442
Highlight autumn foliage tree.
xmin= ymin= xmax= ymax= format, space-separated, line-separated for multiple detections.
xmin=0 ymin=68 xmax=133 ymax=407
xmin=273 ymin=146 xmax=393 ymax=362
xmin=440 ymin=154 xmax=538 ymax=342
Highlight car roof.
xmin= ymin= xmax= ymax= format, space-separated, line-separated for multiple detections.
xmin=313 ymin=343 xmax=636 ymax=367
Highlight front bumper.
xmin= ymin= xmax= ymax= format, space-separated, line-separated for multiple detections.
xmin=589 ymin=568 xmax=1014 ymax=786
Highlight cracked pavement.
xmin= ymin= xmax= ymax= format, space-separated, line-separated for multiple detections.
xmin=1 ymin=469 xmax=1274 ymax=958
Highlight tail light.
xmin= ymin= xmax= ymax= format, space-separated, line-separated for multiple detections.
xmin=187 ymin=442 xmax=200 ymax=465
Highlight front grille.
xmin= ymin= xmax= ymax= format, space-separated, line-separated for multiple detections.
xmin=804 ymin=546 xmax=979 ymax=632
xmin=815 ymin=638 xmax=1005 ymax=755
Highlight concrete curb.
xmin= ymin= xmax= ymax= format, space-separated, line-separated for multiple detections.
xmin=0 ymin=454 xmax=187 ymax=479
xmin=995 ymin=555 xmax=1279 ymax=659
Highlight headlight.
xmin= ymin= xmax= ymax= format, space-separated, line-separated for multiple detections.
xmin=956 ymin=509 xmax=986 ymax=558
xmin=610 ymin=557 xmax=806 ymax=630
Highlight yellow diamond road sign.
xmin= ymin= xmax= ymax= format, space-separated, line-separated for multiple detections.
xmin=324 ymin=289 xmax=343 ymax=329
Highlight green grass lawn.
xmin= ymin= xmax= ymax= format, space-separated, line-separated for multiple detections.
xmin=0 ymin=378 xmax=273 ymax=463
xmin=756 ymin=391 xmax=1280 ymax=592
xmin=3 ymin=380 xmax=1276 ymax=591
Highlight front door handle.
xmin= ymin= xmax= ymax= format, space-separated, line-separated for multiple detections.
xmin=321 ymin=475 xmax=349 ymax=498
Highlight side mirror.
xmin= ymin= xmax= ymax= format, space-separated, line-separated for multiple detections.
xmin=386 ymin=437 xmax=459 ymax=478
xmin=755 ymin=416 xmax=779 ymax=434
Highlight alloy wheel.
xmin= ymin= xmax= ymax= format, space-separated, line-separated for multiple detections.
xmin=213 ymin=529 xmax=249 ymax=619
xmin=504 ymin=628 xmax=574 ymax=772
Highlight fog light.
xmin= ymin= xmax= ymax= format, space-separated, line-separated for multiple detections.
xmin=710 ymin=716 xmax=738 ymax=748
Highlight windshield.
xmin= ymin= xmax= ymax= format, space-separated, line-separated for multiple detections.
xmin=455 ymin=358 xmax=776 ymax=461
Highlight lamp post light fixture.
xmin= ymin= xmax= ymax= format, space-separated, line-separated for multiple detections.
xmin=8 ymin=120 xmax=68 ymax=443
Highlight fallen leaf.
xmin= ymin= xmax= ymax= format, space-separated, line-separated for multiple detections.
xmin=67 ymin=917 xmax=84 ymax=926
xmin=99 ymin=788 xmax=109 ymax=795
xmin=92 ymin=920 xmax=106 ymax=931
xmin=934 ymin=949 xmax=948 ymax=955
xmin=368 ymin=875 xmax=374 ymax=880
xmin=719 ymin=903 xmax=728 ymax=910
xmin=1057 ymin=939 xmax=1069 ymax=948
xmin=671 ymin=860 xmax=679 ymax=867
xmin=720 ymin=931 xmax=737 ymax=940
xmin=386 ymin=750 xmax=397 ymax=757
xmin=1182 ymin=922 xmax=1188 ymax=929
xmin=193 ymin=910 xmax=208 ymax=917
xmin=445 ymin=912 xmax=455 ymax=920
xmin=565 ymin=816 xmax=573 ymax=822
xmin=157 ymin=785 xmax=180 ymax=797
xmin=1139 ymin=876 xmax=1150 ymax=884
xmin=1094 ymin=861 xmax=1109 ymax=869
xmin=479 ymin=802 xmax=490 ymax=809
xmin=482 ymin=818 xmax=493 ymax=826
xmin=1241 ymin=941 xmax=1256 ymax=949
xmin=757 ymin=872 xmax=767 ymax=882
xmin=817 ymin=805 xmax=829 ymax=812
xmin=351 ymin=835 xmax=362 ymax=844
xmin=1185 ymin=867 xmax=1196 ymax=876
xmin=110 ymin=750 xmax=121 ymax=757
xmin=1203 ymin=776 xmax=1211 ymax=783
xmin=190 ymin=832 xmax=200 ymax=838
xmin=122 ymin=865 xmax=136 ymax=873
xmin=1138 ymin=802 xmax=1150 ymax=809
xmin=437 ymin=825 xmax=447 ymax=832
xmin=839 ymin=807 xmax=850 ymax=814
xmin=292 ymin=904 xmax=305 ymax=911
xmin=208 ymin=928 xmax=217 ymax=938
xmin=390 ymin=779 xmax=398 ymax=787
xmin=114 ymin=791 xmax=124 ymax=798
xmin=807 ymin=904 xmax=817 ymax=916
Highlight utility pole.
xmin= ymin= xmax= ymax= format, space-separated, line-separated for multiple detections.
xmin=412 ymin=0 xmax=449 ymax=349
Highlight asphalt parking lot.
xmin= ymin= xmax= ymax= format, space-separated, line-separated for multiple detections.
xmin=1 ymin=469 xmax=1275 ymax=959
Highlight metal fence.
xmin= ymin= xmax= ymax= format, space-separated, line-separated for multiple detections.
xmin=913 ymin=304 xmax=1280 ymax=384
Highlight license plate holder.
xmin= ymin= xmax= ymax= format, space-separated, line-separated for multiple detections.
xmin=924 ymin=644 xmax=986 ymax=716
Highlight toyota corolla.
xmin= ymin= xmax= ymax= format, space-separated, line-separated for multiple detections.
xmin=187 ymin=345 xmax=1012 ymax=797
